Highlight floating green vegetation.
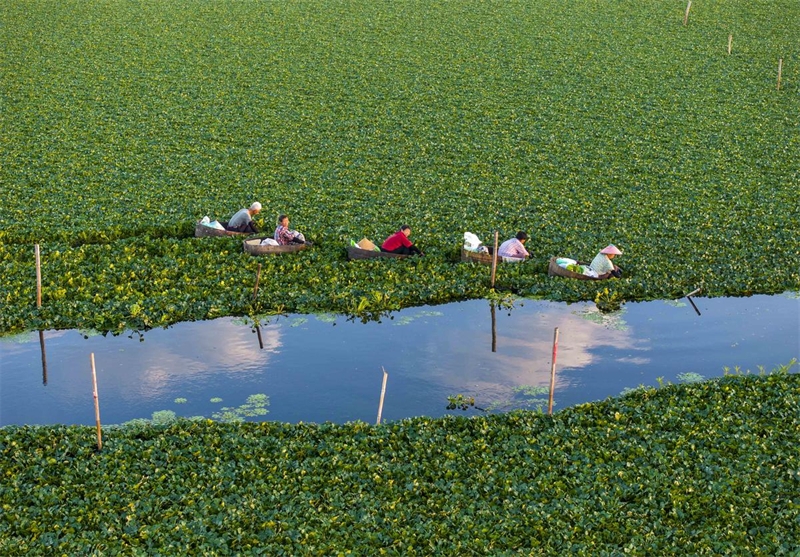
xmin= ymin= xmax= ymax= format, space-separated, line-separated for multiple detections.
xmin=0 ymin=0 xmax=797 ymax=337
xmin=4 ymin=370 xmax=797 ymax=554
xmin=485 ymin=385 xmax=550 ymax=413
xmin=210 ymin=394 xmax=270 ymax=423
xmin=663 ymin=300 xmax=688 ymax=307
xmin=210 ymin=397 xmax=223 ymax=404
xmin=288 ymin=317 xmax=308 ymax=328
xmin=448 ymin=385 xmax=551 ymax=413
xmin=677 ymin=372 xmax=706 ymax=383
xmin=174 ymin=398 xmax=187 ymax=404
xmin=394 ymin=316 xmax=415 ymax=326
xmin=574 ymin=306 xmax=629 ymax=331
xmin=315 ymin=313 xmax=337 ymax=323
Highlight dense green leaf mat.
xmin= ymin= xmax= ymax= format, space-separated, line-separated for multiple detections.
xmin=1 ymin=372 xmax=798 ymax=555
xmin=1 ymin=0 xmax=798 ymax=334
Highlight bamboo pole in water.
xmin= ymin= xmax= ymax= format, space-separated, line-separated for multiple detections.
xmin=548 ymin=328 xmax=559 ymax=416
xmin=683 ymin=1 xmax=692 ymax=26
xmin=91 ymin=353 xmax=103 ymax=451
xmin=376 ymin=367 xmax=389 ymax=425
xmin=727 ymin=34 xmax=733 ymax=55
xmin=253 ymin=263 xmax=262 ymax=301
xmin=777 ymin=58 xmax=783 ymax=90
xmin=35 ymin=244 xmax=42 ymax=308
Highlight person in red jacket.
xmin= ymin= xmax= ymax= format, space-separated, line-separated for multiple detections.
xmin=380 ymin=225 xmax=423 ymax=255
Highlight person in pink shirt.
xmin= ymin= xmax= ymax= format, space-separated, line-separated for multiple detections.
xmin=380 ymin=225 xmax=423 ymax=255
xmin=497 ymin=231 xmax=530 ymax=261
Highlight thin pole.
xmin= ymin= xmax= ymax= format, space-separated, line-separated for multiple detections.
xmin=490 ymin=231 xmax=499 ymax=288
xmin=777 ymin=58 xmax=783 ymax=90
xmin=253 ymin=263 xmax=262 ymax=301
xmin=39 ymin=331 xmax=47 ymax=385
xmin=39 ymin=330 xmax=48 ymax=386
xmin=548 ymin=327 xmax=559 ymax=416
xmin=255 ymin=324 xmax=264 ymax=349
xmin=90 ymin=353 xmax=103 ymax=451
xmin=687 ymin=296 xmax=701 ymax=316
xmin=490 ymin=302 xmax=497 ymax=353
xmin=376 ymin=367 xmax=389 ymax=425
xmin=727 ymin=34 xmax=732 ymax=55
xmin=35 ymin=244 xmax=42 ymax=308
xmin=683 ymin=0 xmax=692 ymax=26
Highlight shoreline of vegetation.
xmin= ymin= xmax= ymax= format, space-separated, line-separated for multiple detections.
xmin=1 ymin=0 xmax=798 ymax=336
xmin=1 ymin=368 xmax=798 ymax=555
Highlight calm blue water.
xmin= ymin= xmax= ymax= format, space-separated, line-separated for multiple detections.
xmin=1 ymin=294 xmax=798 ymax=427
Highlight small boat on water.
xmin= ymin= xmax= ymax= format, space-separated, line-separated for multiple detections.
xmin=547 ymin=257 xmax=605 ymax=280
xmin=243 ymin=238 xmax=308 ymax=256
xmin=195 ymin=221 xmax=245 ymax=238
xmin=346 ymin=246 xmax=410 ymax=260
xmin=460 ymin=247 xmax=497 ymax=265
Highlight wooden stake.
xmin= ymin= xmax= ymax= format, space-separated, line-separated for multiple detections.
xmin=253 ymin=263 xmax=262 ymax=301
xmin=376 ymin=367 xmax=389 ymax=425
xmin=548 ymin=327 xmax=559 ymax=416
xmin=90 ymin=353 xmax=103 ymax=451
xmin=727 ymin=34 xmax=733 ymax=55
xmin=490 ymin=231 xmax=499 ymax=288
xmin=490 ymin=302 xmax=497 ymax=353
xmin=35 ymin=244 xmax=42 ymax=308
xmin=777 ymin=58 xmax=783 ymax=90
xmin=683 ymin=0 xmax=692 ymax=26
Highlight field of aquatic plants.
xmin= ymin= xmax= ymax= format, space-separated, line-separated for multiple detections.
xmin=1 ymin=370 xmax=798 ymax=554
xmin=1 ymin=0 xmax=798 ymax=335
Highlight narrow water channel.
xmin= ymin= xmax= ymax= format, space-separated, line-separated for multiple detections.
xmin=1 ymin=293 xmax=798 ymax=427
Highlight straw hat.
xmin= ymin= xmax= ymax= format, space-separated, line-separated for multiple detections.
xmin=600 ymin=244 xmax=623 ymax=255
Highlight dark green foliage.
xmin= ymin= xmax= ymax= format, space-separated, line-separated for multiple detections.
xmin=1 ymin=372 xmax=798 ymax=555
xmin=1 ymin=0 xmax=798 ymax=335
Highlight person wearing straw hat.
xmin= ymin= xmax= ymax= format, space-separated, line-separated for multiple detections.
xmin=225 ymin=202 xmax=262 ymax=233
xmin=589 ymin=244 xmax=623 ymax=278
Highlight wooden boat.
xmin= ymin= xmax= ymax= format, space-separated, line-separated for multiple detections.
xmin=195 ymin=221 xmax=246 ymax=238
xmin=547 ymin=257 xmax=605 ymax=280
xmin=243 ymin=237 xmax=308 ymax=256
xmin=346 ymin=246 xmax=410 ymax=260
xmin=460 ymin=247 xmax=497 ymax=265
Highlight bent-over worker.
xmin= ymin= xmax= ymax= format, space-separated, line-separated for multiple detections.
xmin=226 ymin=202 xmax=262 ymax=233
xmin=381 ymin=225 xmax=423 ymax=255
xmin=589 ymin=244 xmax=623 ymax=278
xmin=497 ymin=232 xmax=530 ymax=262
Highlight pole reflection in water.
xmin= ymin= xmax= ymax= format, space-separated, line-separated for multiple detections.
xmin=39 ymin=330 xmax=48 ymax=386
xmin=491 ymin=302 xmax=497 ymax=353
xmin=0 ymin=294 xmax=797 ymax=427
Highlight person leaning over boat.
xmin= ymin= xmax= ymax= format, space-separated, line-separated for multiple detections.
xmin=380 ymin=225 xmax=423 ymax=255
xmin=274 ymin=214 xmax=311 ymax=246
xmin=226 ymin=202 xmax=262 ymax=233
xmin=497 ymin=231 xmax=530 ymax=262
xmin=589 ymin=244 xmax=623 ymax=278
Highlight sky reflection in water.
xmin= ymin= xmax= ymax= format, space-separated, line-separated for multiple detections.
xmin=1 ymin=293 xmax=798 ymax=426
